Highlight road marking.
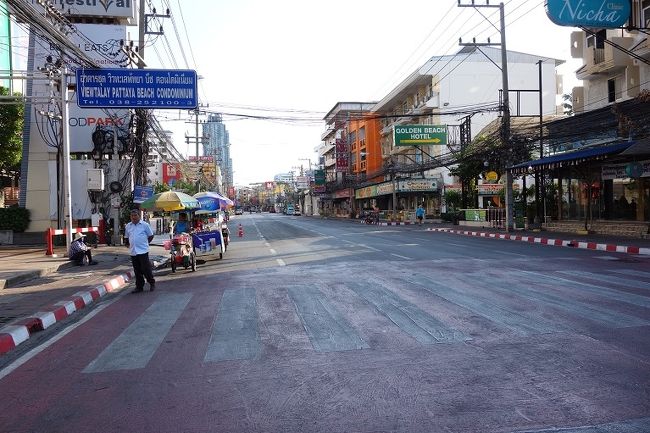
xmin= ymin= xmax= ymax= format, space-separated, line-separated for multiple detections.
xmin=264 ymin=242 xmax=271 ymax=247
xmin=358 ymin=244 xmax=381 ymax=252
xmin=505 ymin=416 xmax=650 ymax=433
xmin=204 ymin=288 xmax=260 ymax=362
xmin=407 ymin=275 xmax=565 ymax=335
xmin=269 ymin=248 xmax=277 ymax=255
xmin=610 ymin=269 xmax=650 ymax=278
xmin=288 ymin=286 xmax=368 ymax=352
xmin=84 ymin=293 xmax=192 ymax=373
xmin=347 ymin=282 xmax=468 ymax=344
xmin=391 ymin=253 xmax=411 ymax=260
xmin=0 ymin=290 xmax=129 ymax=381
xmin=557 ymin=270 xmax=650 ymax=290
xmin=276 ymin=258 xmax=286 ymax=266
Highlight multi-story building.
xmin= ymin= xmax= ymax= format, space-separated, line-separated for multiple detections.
xmin=320 ymin=48 xmax=562 ymax=219
xmin=202 ymin=114 xmax=233 ymax=195
xmin=511 ymin=3 xmax=650 ymax=231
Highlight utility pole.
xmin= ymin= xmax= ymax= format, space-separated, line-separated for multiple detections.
xmin=459 ymin=1 xmax=511 ymax=230
xmin=61 ymin=67 xmax=73 ymax=252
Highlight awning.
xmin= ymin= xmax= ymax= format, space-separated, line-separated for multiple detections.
xmin=510 ymin=141 xmax=633 ymax=174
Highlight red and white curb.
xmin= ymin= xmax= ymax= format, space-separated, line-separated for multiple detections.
xmin=426 ymin=228 xmax=650 ymax=256
xmin=0 ymin=270 xmax=135 ymax=355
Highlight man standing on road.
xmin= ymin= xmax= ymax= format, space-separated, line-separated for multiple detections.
xmin=416 ymin=204 xmax=425 ymax=225
xmin=124 ymin=209 xmax=155 ymax=293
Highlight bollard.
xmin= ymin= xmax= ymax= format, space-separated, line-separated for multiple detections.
xmin=45 ymin=228 xmax=54 ymax=256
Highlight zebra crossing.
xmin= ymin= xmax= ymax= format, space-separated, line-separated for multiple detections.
xmin=82 ymin=268 xmax=650 ymax=373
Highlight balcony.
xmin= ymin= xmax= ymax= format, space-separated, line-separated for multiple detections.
xmin=577 ymin=36 xmax=634 ymax=80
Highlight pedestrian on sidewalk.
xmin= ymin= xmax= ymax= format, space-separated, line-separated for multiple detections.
xmin=124 ymin=209 xmax=155 ymax=293
xmin=416 ymin=204 xmax=425 ymax=225
xmin=69 ymin=233 xmax=98 ymax=266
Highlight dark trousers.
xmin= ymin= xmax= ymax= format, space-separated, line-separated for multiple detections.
xmin=71 ymin=250 xmax=92 ymax=265
xmin=131 ymin=253 xmax=155 ymax=290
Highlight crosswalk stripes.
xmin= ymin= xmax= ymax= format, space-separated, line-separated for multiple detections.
xmin=83 ymin=269 xmax=650 ymax=370
xmin=287 ymin=286 xmax=369 ymax=352
xmin=464 ymin=273 xmax=649 ymax=328
xmin=507 ymin=416 xmax=650 ymax=433
xmin=405 ymin=275 xmax=566 ymax=335
xmin=204 ymin=287 xmax=261 ymax=362
xmin=556 ymin=270 xmax=650 ymax=290
xmin=518 ymin=270 xmax=650 ymax=309
xmin=84 ymin=293 xmax=192 ymax=373
xmin=346 ymin=282 xmax=469 ymax=344
xmin=609 ymin=269 xmax=650 ymax=279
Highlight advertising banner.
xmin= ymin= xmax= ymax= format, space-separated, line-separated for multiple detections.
xmin=336 ymin=155 xmax=349 ymax=171
xmin=478 ymin=184 xmax=504 ymax=195
xmin=602 ymin=160 xmax=650 ymax=180
xmin=397 ymin=179 xmax=439 ymax=192
xmin=162 ymin=163 xmax=182 ymax=186
xmin=133 ymin=185 xmax=154 ymax=204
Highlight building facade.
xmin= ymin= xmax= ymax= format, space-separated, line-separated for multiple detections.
xmin=202 ymin=113 xmax=233 ymax=195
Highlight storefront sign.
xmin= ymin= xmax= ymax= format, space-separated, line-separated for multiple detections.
xmin=444 ymin=183 xmax=462 ymax=192
xmin=133 ymin=185 xmax=154 ymax=204
xmin=478 ymin=184 xmax=504 ymax=195
xmin=397 ymin=179 xmax=439 ymax=192
xmin=394 ymin=125 xmax=447 ymax=146
xmin=545 ymin=0 xmax=631 ymax=28
xmin=334 ymin=188 xmax=352 ymax=199
xmin=602 ymin=160 xmax=650 ymax=179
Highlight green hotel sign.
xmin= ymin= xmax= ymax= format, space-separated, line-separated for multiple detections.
xmin=394 ymin=125 xmax=447 ymax=146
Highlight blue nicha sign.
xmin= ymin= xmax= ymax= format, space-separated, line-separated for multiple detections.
xmin=76 ymin=68 xmax=198 ymax=109
xmin=546 ymin=0 xmax=631 ymax=28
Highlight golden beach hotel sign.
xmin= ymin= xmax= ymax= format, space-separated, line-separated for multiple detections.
xmin=394 ymin=125 xmax=447 ymax=146
xmin=47 ymin=0 xmax=136 ymax=20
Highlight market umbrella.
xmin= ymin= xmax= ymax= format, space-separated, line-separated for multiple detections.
xmin=140 ymin=190 xmax=200 ymax=211
xmin=194 ymin=191 xmax=234 ymax=211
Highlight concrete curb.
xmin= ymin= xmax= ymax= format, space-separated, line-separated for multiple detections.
xmin=0 ymin=270 xmax=135 ymax=355
xmin=426 ymin=228 xmax=650 ymax=256
xmin=0 ymin=261 xmax=74 ymax=290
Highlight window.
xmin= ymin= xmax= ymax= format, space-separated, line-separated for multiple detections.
xmin=608 ymin=78 xmax=616 ymax=102
xmin=644 ymin=0 xmax=650 ymax=27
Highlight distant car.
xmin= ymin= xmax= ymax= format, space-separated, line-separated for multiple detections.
xmin=234 ymin=208 xmax=243 ymax=215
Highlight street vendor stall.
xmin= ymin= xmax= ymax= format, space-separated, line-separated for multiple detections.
xmin=140 ymin=190 xmax=203 ymax=273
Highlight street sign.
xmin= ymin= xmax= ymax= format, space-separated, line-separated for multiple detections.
xmin=133 ymin=185 xmax=155 ymax=204
xmin=394 ymin=125 xmax=447 ymax=146
xmin=76 ymin=68 xmax=198 ymax=109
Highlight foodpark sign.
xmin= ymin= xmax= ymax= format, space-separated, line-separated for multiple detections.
xmin=545 ymin=0 xmax=631 ymax=28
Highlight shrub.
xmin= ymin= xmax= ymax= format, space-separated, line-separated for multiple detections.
xmin=0 ymin=207 xmax=30 ymax=232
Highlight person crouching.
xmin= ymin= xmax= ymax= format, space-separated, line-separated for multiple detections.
xmin=69 ymin=233 xmax=98 ymax=266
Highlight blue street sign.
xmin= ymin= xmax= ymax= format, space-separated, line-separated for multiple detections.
xmin=76 ymin=68 xmax=198 ymax=109
xmin=133 ymin=185 xmax=155 ymax=204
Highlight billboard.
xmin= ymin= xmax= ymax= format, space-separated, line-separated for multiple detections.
xmin=31 ymin=24 xmax=130 ymax=153
xmin=48 ymin=0 xmax=136 ymax=20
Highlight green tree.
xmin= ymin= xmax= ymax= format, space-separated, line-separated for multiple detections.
xmin=0 ymin=87 xmax=24 ymax=172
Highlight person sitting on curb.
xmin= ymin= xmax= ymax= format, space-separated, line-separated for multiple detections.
xmin=69 ymin=233 xmax=98 ymax=266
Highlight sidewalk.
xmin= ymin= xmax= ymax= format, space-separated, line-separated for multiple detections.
xmin=0 ymin=239 xmax=169 ymax=355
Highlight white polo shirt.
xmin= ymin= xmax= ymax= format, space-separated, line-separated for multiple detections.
xmin=124 ymin=220 xmax=154 ymax=256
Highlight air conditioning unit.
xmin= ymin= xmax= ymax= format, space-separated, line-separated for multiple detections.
xmin=87 ymin=169 xmax=105 ymax=191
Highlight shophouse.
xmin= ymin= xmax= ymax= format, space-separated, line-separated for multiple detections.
xmin=321 ymin=47 xmax=561 ymax=220
xmin=510 ymin=6 xmax=650 ymax=236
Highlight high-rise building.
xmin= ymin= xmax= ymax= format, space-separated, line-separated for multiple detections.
xmin=202 ymin=113 xmax=233 ymax=194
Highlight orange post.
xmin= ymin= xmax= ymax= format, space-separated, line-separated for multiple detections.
xmin=45 ymin=228 xmax=54 ymax=256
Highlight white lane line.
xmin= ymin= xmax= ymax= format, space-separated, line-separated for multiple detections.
xmin=269 ymin=248 xmax=277 ymax=255
xmin=0 ymin=289 xmax=129 ymax=381
xmin=391 ymin=253 xmax=411 ymax=260
xmin=358 ymin=244 xmax=382 ymax=252
xmin=276 ymin=258 xmax=286 ymax=266
xmin=264 ymin=242 xmax=271 ymax=247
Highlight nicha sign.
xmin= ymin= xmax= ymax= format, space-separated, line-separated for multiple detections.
xmin=545 ymin=0 xmax=631 ymax=28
